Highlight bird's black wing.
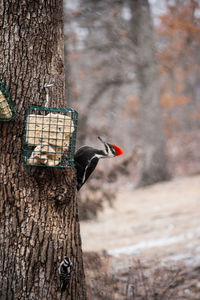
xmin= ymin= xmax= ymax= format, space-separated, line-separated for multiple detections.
xmin=83 ymin=156 xmax=99 ymax=187
xmin=60 ymin=275 xmax=70 ymax=292
xmin=74 ymin=146 xmax=100 ymax=190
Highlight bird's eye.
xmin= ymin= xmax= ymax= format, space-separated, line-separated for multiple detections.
xmin=111 ymin=146 xmax=115 ymax=155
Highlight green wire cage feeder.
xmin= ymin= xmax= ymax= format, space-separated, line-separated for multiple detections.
xmin=22 ymin=106 xmax=78 ymax=168
xmin=0 ymin=82 xmax=16 ymax=121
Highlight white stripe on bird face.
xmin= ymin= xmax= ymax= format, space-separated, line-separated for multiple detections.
xmin=105 ymin=144 xmax=115 ymax=157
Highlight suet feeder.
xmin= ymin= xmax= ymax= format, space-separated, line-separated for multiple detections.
xmin=22 ymin=106 xmax=78 ymax=168
xmin=0 ymin=82 xmax=16 ymax=121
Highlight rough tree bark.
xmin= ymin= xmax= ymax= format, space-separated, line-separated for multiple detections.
xmin=130 ymin=0 xmax=170 ymax=186
xmin=0 ymin=1 xmax=87 ymax=299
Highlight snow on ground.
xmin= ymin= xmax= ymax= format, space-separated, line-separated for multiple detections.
xmin=80 ymin=175 xmax=200 ymax=267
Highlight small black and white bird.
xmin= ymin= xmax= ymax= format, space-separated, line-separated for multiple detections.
xmin=74 ymin=136 xmax=123 ymax=191
xmin=58 ymin=257 xmax=73 ymax=292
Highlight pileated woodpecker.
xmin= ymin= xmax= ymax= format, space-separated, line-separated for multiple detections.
xmin=74 ymin=136 xmax=123 ymax=191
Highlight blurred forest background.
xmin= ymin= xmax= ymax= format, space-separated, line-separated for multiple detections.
xmin=64 ymin=0 xmax=200 ymax=219
xmin=64 ymin=1 xmax=200 ymax=299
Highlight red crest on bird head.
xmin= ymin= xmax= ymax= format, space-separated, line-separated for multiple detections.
xmin=113 ymin=144 xmax=123 ymax=156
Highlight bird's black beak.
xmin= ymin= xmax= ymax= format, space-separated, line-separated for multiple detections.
xmin=98 ymin=136 xmax=106 ymax=145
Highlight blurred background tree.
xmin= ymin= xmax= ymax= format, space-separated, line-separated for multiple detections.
xmin=129 ymin=0 xmax=170 ymax=186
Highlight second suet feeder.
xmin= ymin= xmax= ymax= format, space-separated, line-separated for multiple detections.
xmin=0 ymin=82 xmax=16 ymax=121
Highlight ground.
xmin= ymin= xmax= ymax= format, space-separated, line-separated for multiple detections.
xmin=80 ymin=175 xmax=200 ymax=299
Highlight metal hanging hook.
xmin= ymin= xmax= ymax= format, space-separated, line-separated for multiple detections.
xmin=44 ymin=83 xmax=54 ymax=107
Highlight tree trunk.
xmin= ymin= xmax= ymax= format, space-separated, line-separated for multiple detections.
xmin=0 ymin=1 xmax=87 ymax=299
xmin=130 ymin=0 xmax=170 ymax=186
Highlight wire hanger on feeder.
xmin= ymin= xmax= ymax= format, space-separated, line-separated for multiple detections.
xmin=44 ymin=83 xmax=54 ymax=107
